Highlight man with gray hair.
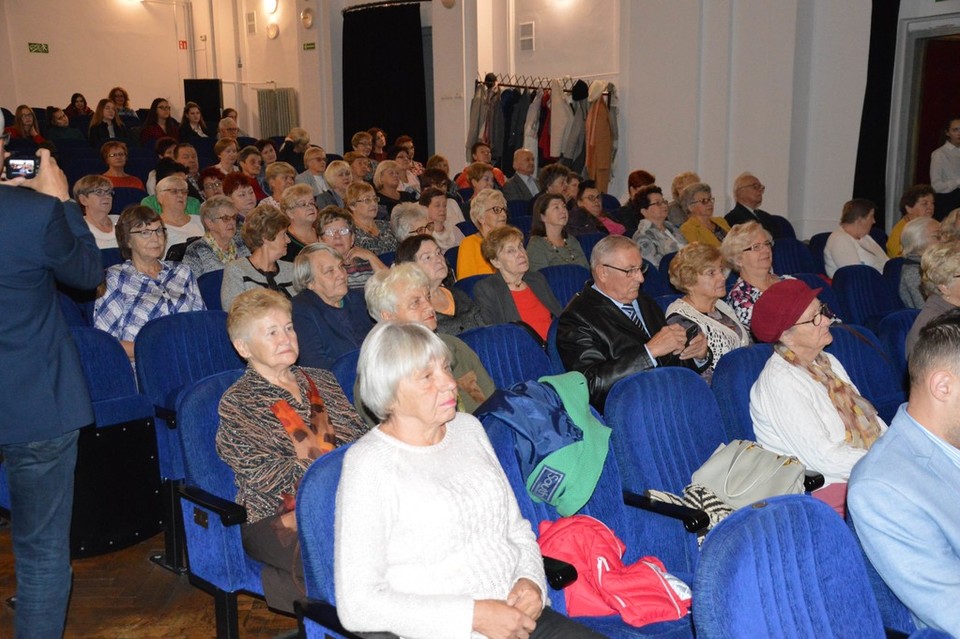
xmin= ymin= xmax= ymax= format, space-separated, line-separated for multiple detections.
xmin=217 ymin=116 xmax=240 ymax=140
xmin=848 ymin=311 xmax=960 ymax=636
xmin=724 ymin=171 xmax=781 ymax=238
xmin=557 ymin=235 xmax=708 ymax=409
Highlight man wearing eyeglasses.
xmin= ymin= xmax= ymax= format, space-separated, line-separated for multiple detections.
xmin=557 ymin=235 xmax=708 ymax=410
xmin=0 ymin=116 xmax=102 ymax=638
xmin=724 ymin=172 xmax=782 ymax=238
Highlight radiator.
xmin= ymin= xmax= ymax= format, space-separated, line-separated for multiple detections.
xmin=256 ymin=88 xmax=299 ymax=138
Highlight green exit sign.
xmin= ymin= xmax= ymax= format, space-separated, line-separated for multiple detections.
xmin=28 ymin=43 xmax=49 ymax=54
xmin=303 ymin=42 xmax=316 ymax=51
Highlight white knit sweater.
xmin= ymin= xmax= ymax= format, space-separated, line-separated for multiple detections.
xmin=334 ymin=413 xmax=548 ymax=639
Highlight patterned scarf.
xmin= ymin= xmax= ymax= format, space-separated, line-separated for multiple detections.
xmin=203 ymin=232 xmax=237 ymax=264
xmin=774 ymin=343 xmax=882 ymax=449
xmin=270 ymin=370 xmax=337 ymax=513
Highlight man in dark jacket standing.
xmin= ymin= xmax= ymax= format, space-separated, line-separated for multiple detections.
xmin=0 ymin=119 xmax=102 ymax=638
xmin=557 ymin=235 xmax=707 ymax=410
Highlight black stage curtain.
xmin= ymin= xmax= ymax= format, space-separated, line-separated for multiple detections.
xmin=852 ymin=0 xmax=901 ymax=226
xmin=342 ymin=3 xmax=428 ymax=158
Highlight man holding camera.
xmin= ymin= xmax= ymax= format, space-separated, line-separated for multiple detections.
xmin=0 ymin=113 xmax=101 ymax=638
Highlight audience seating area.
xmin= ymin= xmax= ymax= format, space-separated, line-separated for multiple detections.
xmin=29 ymin=104 xmax=932 ymax=637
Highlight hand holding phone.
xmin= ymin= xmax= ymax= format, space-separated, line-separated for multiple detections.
xmin=4 ymin=154 xmax=40 ymax=180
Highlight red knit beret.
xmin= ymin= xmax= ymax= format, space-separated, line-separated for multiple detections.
xmin=751 ymin=279 xmax=822 ymax=343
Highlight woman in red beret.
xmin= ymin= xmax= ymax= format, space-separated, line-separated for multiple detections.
xmin=748 ymin=279 xmax=886 ymax=516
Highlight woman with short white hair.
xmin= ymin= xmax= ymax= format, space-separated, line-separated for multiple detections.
xmin=389 ymin=202 xmax=431 ymax=241
xmin=156 ymin=175 xmax=205 ymax=249
xmin=898 ymin=217 xmax=941 ymax=309
xmin=335 ymin=321 xmax=603 ymax=639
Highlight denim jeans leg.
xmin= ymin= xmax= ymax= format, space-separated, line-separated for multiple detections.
xmin=2 ymin=429 xmax=80 ymax=639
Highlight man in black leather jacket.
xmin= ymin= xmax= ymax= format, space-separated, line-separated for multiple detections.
xmin=557 ymin=235 xmax=708 ymax=410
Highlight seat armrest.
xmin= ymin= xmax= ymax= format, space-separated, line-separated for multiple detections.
xmin=154 ymin=405 xmax=177 ymax=427
xmin=543 ymin=555 xmax=577 ymax=590
xmin=295 ymin=599 xmax=397 ymax=639
xmin=623 ymin=490 xmax=709 ymax=533
xmin=804 ymin=471 xmax=825 ymax=492
xmin=179 ymin=485 xmax=246 ymax=527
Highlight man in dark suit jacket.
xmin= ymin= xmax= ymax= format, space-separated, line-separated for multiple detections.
xmin=501 ymin=148 xmax=539 ymax=202
xmin=0 ymin=135 xmax=102 ymax=638
xmin=556 ymin=235 xmax=708 ymax=409
xmin=724 ymin=172 xmax=782 ymax=238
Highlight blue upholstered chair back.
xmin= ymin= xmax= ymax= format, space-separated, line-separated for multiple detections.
xmin=331 ymin=349 xmax=361 ymax=405
xmin=507 ymin=199 xmax=532 ymax=219
xmin=296 ymin=445 xmax=350 ymax=603
xmin=658 ymin=251 xmax=677 ymax=285
xmin=70 ymin=326 xmax=154 ymax=428
xmin=640 ymin=259 xmax=674 ymax=297
xmin=832 ymin=265 xmax=904 ymax=330
xmin=111 ymin=186 xmax=148 ymax=214
xmin=882 ymin=257 xmax=904 ymax=297
xmin=452 ymin=273 xmax=488 ymax=300
xmin=58 ymin=290 xmax=91 ymax=326
xmin=177 ymin=369 xmax=244 ymax=501
xmin=808 ymin=232 xmax=830 ymax=276
xmin=459 ymin=323 xmax=559 ymax=389
xmin=577 ymin=232 xmax=605 ymax=261
xmin=135 ymin=310 xmax=245 ymax=479
xmin=545 ymin=318 xmax=565 ymax=374
xmin=654 ymin=294 xmax=682 ymax=314
xmin=771 ymin=215 xmax=797 ymax=239
xmin=824 ymin=325 xmax=905 ymax=425
xmin=539 ymin=264 xmax=589 ymax=307
xmin=791 ymin=273 xmax=846 ymax=323
xmin=877 ymin=308 xmax=919 ymax=390
xmin=604 ymin=368 xmax=726 ymax=497
xmin=694 ymin=495 xmax=888 ymax=639
xmin=772 ymin=238 xmax=818 ymax=275
xmin=710 ymin=343 xmax=775 ymax=441
xmin=197 ymin=269 xmax=225 ymax=311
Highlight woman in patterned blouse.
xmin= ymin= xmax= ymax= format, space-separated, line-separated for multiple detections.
xmin=181 ymin=196 xmax=251 ymax=279
xmin=721 ymin=221 xmax=789 ymax=331
xmin=216 ymin=289 xmax=368 ymax=613
xmin=93 ymin=205 xmax=205 ymax=358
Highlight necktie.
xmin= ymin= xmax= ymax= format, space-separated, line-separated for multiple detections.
xmin=622 ymin=303 xmax=649 ymax=337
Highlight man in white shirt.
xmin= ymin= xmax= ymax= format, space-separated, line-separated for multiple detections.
xmin=930 ymin=116 xmax=960 ymax=219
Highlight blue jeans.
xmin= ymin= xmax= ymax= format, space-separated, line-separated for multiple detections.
xmin=2 ymin=429 xmax=79 ymax=639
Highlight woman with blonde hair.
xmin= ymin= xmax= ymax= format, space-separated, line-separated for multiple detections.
xmin=456 ymin=188 xmax=508 ymax=279
xmin=374 ymin=159 xmax=416 ymax=214
xmin=905 ymin=240 xmax=960 ymax=356
xmin=88 ymin=98 xmax=128 ymax=148
xmin=347 ymin=181 xmax=398 ymax=255
xmin=722 ymin=221 xmax=788 ymax=330
xmin=280 ymin=183 xmax=320 ymax=261
xmin=317 ymin=160 xmax=352 ymax=209
xmin=666 ymin=242 xmax=750 ymax=382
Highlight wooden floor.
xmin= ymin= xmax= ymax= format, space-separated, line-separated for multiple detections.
xmin=0 ymin=524 xmax=297 ymax=639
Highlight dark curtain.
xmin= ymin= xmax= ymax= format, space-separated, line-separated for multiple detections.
xmin=913 ymin=39 xmax=960 ymax=186
xmin=852 ymin=0 xmax=901 ymax=227
xmin=342 ymin=3 xmax=427 ymax=158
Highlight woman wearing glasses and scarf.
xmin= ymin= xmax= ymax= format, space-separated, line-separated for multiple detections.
xmin=93 ymin=205 xmax=205 ymax=359
xmin=749 ymin=279 xmax=886 ymax=516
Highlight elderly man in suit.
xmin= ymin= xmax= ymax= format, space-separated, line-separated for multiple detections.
xmin=0 ymin=120 xmax=102 ymax=638
xmin=848 ymin=311 xmax=960 ymax=637
xmin=725 ymin=172 xmax=781 ymax=238
xmin=556 ymin=235 xmax=708 ymax=409
xmin=502 ymin=148 xmax=539 ymax=203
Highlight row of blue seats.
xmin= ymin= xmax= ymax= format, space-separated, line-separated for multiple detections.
xmin=168 ymin=315 xmax=925 ymax=637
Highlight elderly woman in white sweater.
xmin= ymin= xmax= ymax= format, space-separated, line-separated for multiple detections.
xmin=334 ymin=322 xmax=602 ymax=639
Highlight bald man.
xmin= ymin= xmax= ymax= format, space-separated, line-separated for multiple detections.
xmin=502 ymin=148 xmax=539 ymax=202
xmin=724 ymin=172 xmax=781 ymax=238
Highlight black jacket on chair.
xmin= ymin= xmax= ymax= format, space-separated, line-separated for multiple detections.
xmin=557 ymin=282 xmax=701 ymax=410
xmin=724 ymin=203 xmax=780 ymax=239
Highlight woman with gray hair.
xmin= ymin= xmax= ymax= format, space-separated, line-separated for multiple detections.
xmin=898 ymin=216 xmax=941 ymax=309
xmin=156 ymin=175 xmax=205 ymax=250
xmin=679 ymin=182 xmax=730 ymax=247
xmin=335 ymin=321 xmax=603 ymax=639
xmin=317 ymin=206 xmax=387 ymax=289
xmin=389 ymin=202 xmax=431 ymax=241
xmin=290 ymin=243 xmax=373 ymax=369
xmin=456 ymin=188 xmax=508 ymax=279
xmin=358 ymin=264 xmax=495 ymax=426
xmin=217 ymin=288 xmax=366 ymax=614
xmin=74 ymin=175 xmax=118 ymax=248
xmin=182 ymin=196 xmax=250 ymax=278
xmin=906 ymin=240 xmax=960 ymax=356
